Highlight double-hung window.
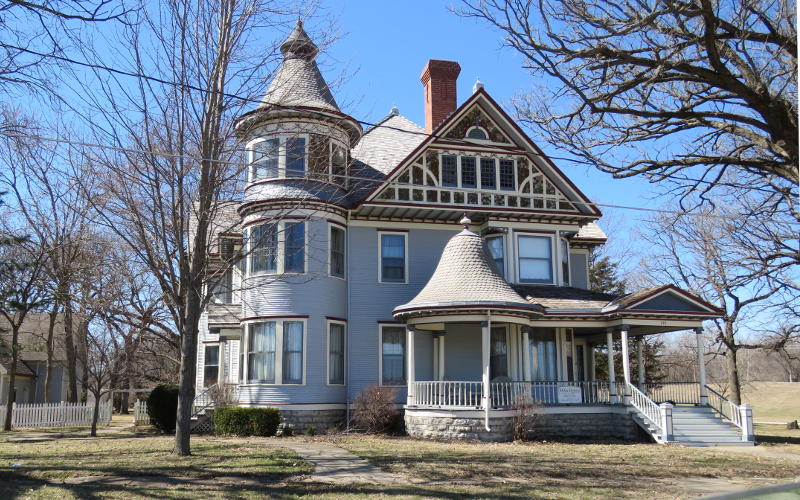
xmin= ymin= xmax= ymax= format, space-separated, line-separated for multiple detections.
xmin=248 ymin=322 xmax=276 ymax=383
xmin=328 ymin=322 xmax=345 ymax=385
xmin=380 ymin=232 xmax=406 ymax=283
xmin=486 ymin=235 xmax=505 ymax=277
xmin=250 ymin=223 xmax=277 ymax=274
xmin=499 ymin=159 xmax=515 ymax=190
xmin=381 ymin=326 xmax=405 ymax=385
xmin=251 ymin=138 xmax=279 ymax=181
xmin=490 ymin=327 xmax=508 ymax=380
xmin=480 ymin=158 xmax=496 ymax=189
xmin=284 ymin=222 xmax=305 ymax=273
xmin=285 ymin=137 xmax=306 ymax=177
xmin=460 ymin=157 xmax=477 ymax=188
xmin=247 ymin=320 xmax=304 ymax=384
xmin=330 ymin=226 xmax=345 ymax=278
xmin=518 ymin=234 xmax=553 ymax=283
xmin=441 ymin=155 xmax=457 ymax=187
xmin=203 ymin=345 xmax=219 ymax=387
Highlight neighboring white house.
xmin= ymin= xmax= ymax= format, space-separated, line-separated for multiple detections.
xmin=0 ymin=313 xmax=79 ymax=404
xmin=194 ymin=21 xmax=754 ymax=446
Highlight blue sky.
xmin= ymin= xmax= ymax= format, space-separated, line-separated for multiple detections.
xmin=309 ymin=0 xmax=660 ymax=257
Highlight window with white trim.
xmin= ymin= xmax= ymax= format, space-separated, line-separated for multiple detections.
xmin=379 ymin=232 xmax=407 ymax=283
xmin=203 ymin=345 xmax=219 ymax=387
xmin=518 ymin=234 xmax=553 ymax=284
xmin=380 ymin=326 xmax=405 ymax=385
xmin=328 ymin=321 xmax=345 ymax=385
xmin=247 ymin=221 xmax=305 ymax=275
xmin=248 ymin=135 xmax=308 ymax=182
xmin=560 ymin=238 xmax=570 ymax=285
xmin=486 ymin=235 xmax=505 ymax=277
xmin=490 ymin=327 xmax=508 ymax=380
xmin=329 ymin=225 xmax=345 ymax=278
xmin=246 ymin=320 xmax=305 ymax=384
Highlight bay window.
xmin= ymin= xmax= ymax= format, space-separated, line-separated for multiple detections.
xmin=284 ymin=222 xmax=305 ymax=273
xmin=285 ymin=137 xmax=306 ymax=177
xmin=250 ymin=138 xmax=279 ymax=181
xmin=246 ymin=319 xmax=305 ymax=385
xmin=248 ymin=135 xmax=308 ymax=182
xmin=330 ymin=225 xmax=345 ymax=278
xmin=518 ymin=234 xmax=553 ymax=284
xmin=250 ymin=223 xmax=277 ymax=274
xmin=328 ymin=322 xmax=345 ymax=385
xmin=247 ymin=221 xmax=305 ymax=275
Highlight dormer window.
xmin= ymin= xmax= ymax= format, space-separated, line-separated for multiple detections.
xmin=248 ymin=135 xmax=308 ymax=182
xmin=466 ymin=126 xmax=488 ymax=140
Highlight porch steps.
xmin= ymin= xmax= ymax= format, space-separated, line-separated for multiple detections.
xmin=671 ymin=407 xmax=752 ymax=447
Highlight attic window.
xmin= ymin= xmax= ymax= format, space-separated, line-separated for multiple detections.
xmin=466 ymin=127 xmax=488 ymax=140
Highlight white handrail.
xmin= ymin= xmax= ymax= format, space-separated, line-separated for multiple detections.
xmin=705 ymin=385 xmax=754 ymax=441
xmin=410 ymin=380 xmax=619 ymax=408
xmin=627 ymin=382 xmax=672 ymax=442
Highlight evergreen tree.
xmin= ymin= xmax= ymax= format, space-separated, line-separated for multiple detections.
xmin=589 ymin=253 xmax=627 ymax=296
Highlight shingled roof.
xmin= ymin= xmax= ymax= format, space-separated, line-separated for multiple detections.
xmin=351 ymin=110 xmax=426 ymax=176
xmin=260 ymin=21 xmax=339 ymax=113
xmin=513 ymin=285 xmax=617 ymax=310
xmin=394 ymin=221 xmax=542 ymax=318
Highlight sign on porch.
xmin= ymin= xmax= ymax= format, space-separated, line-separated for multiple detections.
xmin=557 ymin=386 xmax=583 ymax=404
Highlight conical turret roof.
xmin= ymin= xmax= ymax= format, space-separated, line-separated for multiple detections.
xmin=261 ymin=20 xmax=339 ymax=112
xmin=393 ymin=219 xmax=542 ymax=319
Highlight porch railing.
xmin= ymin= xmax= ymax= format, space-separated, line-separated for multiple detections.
xmin=628 ymin=382 xmax=672 ymax=443
xmin=706 ymin=385 xmax=754 ymax=441
xmin=410 ymin=380 xmax=625 ymax=409
xmin=642 ymin=382 xmax=701 ymax=405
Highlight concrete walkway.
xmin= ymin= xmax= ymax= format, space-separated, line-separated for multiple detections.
xmin=282 ymin=441 xmax=405 ymax=485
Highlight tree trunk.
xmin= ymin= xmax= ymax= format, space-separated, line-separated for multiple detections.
xmin=726 ymin=347 xmax=742 ymax=405
xmin=173 ymin=302 xmax=201 ymax=456
xmin=64 ymin=305 xmax=78 ymax=403
xmin=79 ymin=321 xmax=89 ymax=401
xmin=90 ymin=392 xmax=100 ymax=437
xmin=3 ymin=325 xmax=21 ymax=431
xmin=44 ymin=303 xmax=58 ymax=402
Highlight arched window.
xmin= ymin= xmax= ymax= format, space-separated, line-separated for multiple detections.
xmin=466 ymin=126 xmax=488 ymax=140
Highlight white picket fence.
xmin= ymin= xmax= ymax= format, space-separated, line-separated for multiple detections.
xmin=0 ymin=401 xmax=112 ymax=429
xmin=133 ymin=400 xmax=151 ymax=425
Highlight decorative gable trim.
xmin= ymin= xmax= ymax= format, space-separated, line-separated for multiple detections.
xmin=612 ymin=285 xmax=722 ymax=314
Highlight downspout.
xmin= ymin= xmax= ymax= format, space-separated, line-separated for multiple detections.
xmin=345 ymin=209 xmax=352 ymax=430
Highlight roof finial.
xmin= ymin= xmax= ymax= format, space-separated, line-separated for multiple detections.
xmin=473 ymin=77 xmax=484 ymax=93
xmin=389 ymin=105 xmax=399 ymax=116
xmin=460 ymin=213 xmax=471 ymax=230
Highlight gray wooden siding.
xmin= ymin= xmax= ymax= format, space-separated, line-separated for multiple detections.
xmin=347 ymin=226 xmax=457 ymax=401
xmin=442 ymin=323 xmax=482 ymax=381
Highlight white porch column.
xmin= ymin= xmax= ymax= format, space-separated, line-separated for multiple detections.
xmin=438 ymin=334 xmax=446 ymax=380
xmin=620 ymin=326 xmax=631 ymax=404
xmin=481 ymin=319 xmax=491 ymax=431
xmin=522 ymin=328 xmax=531 ymax=382
xmin=406 ymin=326 xmax=416 ymax=406
xmin=637 ymin=337 xmax=645 ymax=388
xmin=606 ymin=329 xmax=618 ymax=403
xmin=695 ymin=327 xmax=708 ymax=405
xmin=588 ymin=342 xmax=596 ymax=381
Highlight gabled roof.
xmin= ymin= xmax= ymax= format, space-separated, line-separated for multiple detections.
xmin=354 ymin=88 xmax=601 ymax=217
xmin=605 ymin=284 xmax=722 ymax=314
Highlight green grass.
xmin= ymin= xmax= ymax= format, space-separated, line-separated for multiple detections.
xmin=740 ymin=382 xmax=800 ymax=423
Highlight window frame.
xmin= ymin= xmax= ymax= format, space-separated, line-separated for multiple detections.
xmin=485 ymin=234 xmax=506 ymax=278
xmin=243 ymin=318 xmax=307 ymax=386
xmin=465 ymin=126 xmax=490 ymax=141
xmin=328 ymin=223 xmax=346 ymax=279
xmin=327 ymin=320 xmax=346 ymax=386
xmin=246 ymin=134 xmax=310 ymax=182
xmin=379 ymin=324 xmax=406 ymax=386
xmin=440 ymin=154 xmax=458 ymax=187
xmin=516 ymin=232 xmax=555 ymax=285
xmin=378 ymin=231 xmax=408 ymax=284
xmin=203 ymin=344 xmax=220 ymax=387
xmin=490 ymin=325 xmax=509 ymax=380
xmin=210 ymin=268 xmax=234 ymax=304
xmin=560 ymin=237 xmax=571 ymax=286
xmin=246 ymin=221 xmax=307 ymax=276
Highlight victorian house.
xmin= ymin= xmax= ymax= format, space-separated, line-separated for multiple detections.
xmin=195 ymin=22 xmax=754 ymax=446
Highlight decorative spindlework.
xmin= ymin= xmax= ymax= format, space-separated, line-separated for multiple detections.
xmin=374 ymin=151 xmax=577 ymax=211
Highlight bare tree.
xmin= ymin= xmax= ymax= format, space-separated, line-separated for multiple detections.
xmin=457 ymin=0 xmax=798 ymax=214
xmin=0 ymin=240 xmax=48 ymax=430
xmin=639 ymin=200 xmax=796 ymax=404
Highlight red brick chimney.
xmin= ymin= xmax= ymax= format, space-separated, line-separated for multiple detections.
xmin=420 ymin=60 xmax=461 ymax=134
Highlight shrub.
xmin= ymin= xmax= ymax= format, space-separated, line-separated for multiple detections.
xmin=147 ymin=385 xmax=179 ymax=434
xmin=351 ymin=385 xmax=399 ymax=434
xmin=213 ymin=407 xmax=281 ymax=437
xmin=511 ymin=394 xmax=541 ymax=441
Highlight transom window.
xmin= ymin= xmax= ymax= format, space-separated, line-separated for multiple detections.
xmin=247 ymin=320 xmax=305 ymax=384
xmin=438 ymin=154 xmax=516 ymax=191
xmin=247 ymin=221 xmax=305 ymax=275
xmin=379 ymin=232 xmax=407 ymax=283
xmin=381 ymin=326 xmax=406 ymax=385
xmin=248 ymin=135 xmax=308 ymax=182
xmin=518 ymin=234 xmax=553 ymax=284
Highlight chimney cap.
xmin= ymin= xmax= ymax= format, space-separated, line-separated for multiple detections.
xmin=420 ymin=59 xmax=461 ymax=84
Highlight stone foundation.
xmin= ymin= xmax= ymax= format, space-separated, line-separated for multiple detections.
xmin=405 ymin=407 xmax=642 ymax=442
xmin=279 ymin=409 xmax=346 ymax=433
